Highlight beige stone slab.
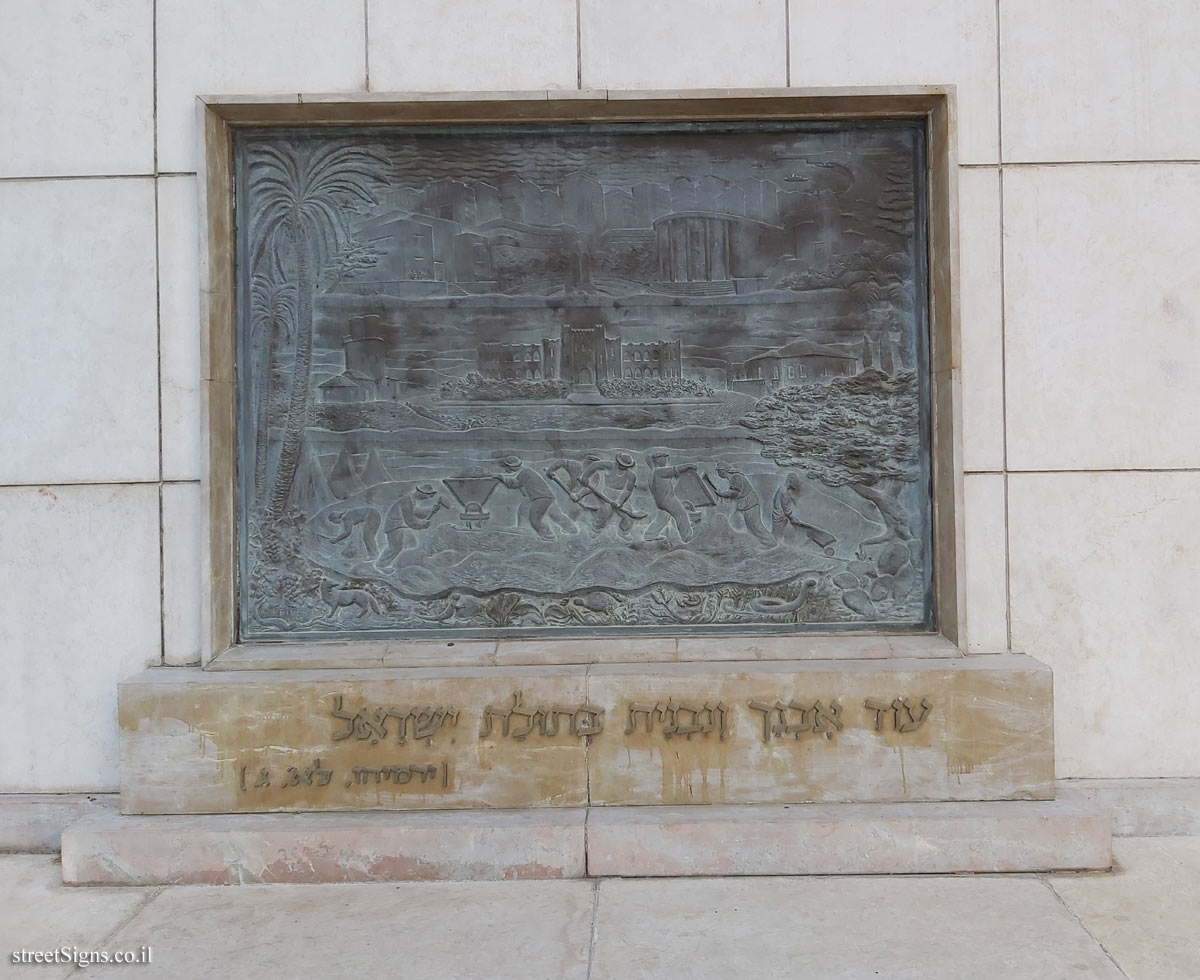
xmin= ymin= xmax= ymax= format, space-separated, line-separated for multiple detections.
xmin=586 ymin=655 xmax=1053 ymax=805
xmin=0 ymin=855 xmax=154 ymax=971
xmin=1003 ymin=164 xmax=1200 ymax=470
xmin=590 ymin=877 xmax=1126 ymax=980
xmin=120 ymin=666 xmax=590 ymax=813
xmin=881 ymin=634 xmax=964 ymax=658
xmin=1009 ymin=472 xmax=1200 ymax=777
xmin=587 ymin=800 xmax=1109 ymax=876
xmin=0 ymin=0 xmax=154 ymax=178
xmin=1001 ymin=0 xmax=1200 ymax=162
xmin=0 ymin=794 xmax=117 ymax=853
xmin=963 ymin=474 xmax=1008 ymax=653
xmin=157 ymin=0 xmax=367 ymax=171
xmin=1050 ymin=837 xmax=1200 ymax=980
xmin=368 ymin=0 xmax=577 ymax=92
xmin=162 ymin=483 xmax=202 ymax=666
xmin=676 ymin=633 xmax=893 ymax=662
xmin=0 ymin=485 xmax=161 ymax=793
xmin=210 ymin=639 xmax=498 ymax=670
xmin=61 ymin=808 xmax=586 ymax=884
xmin=495 ymin=636 xmax=678 ymax=666
xmin=789 ymin=0 xmax=998 ymax=164
xmin=156 ymin=175 xmax=204 ymax=481
xmin=580 ymin=0 xmax=787 ymax=91
xmin=102 ymin=878 xmax=593 ymax=980
xmin=957 ymin=166 xmax=1005 ymax=472
xmin=0 ymin=178 xmax=159 ymax=484
xmin=1059 ymin=778 xmax=1200 ymax=837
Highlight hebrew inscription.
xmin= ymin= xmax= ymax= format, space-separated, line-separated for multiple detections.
xmin=624 ymin=699 xmax=731 ymax=740
xmin=237 ymin=692 xmax=934 ymax=799
xmin=328 ymin=695 xmax=460 ymax=744
xmin=479 ymin=691 xmax=604 ymax=740
xmin=234 ymin=120 xmax=932 ymax=638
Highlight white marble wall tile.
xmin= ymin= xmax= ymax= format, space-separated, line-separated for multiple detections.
xmin=162 ymin=482 xmax=202 ymax=666
xmin=958 ymin=167 xmax=1005 ymax=472
xmin=369 ymin=0 xmax=577 ymax=92
xmin=157 ymin=176 xmax=203 ymax=481
xmin=963 ymin=474 xmax=1007 ymax=653
xmin=1003 ymin=164 xmax=1200 ymax=470
xmin=1009 ymin=472 xmax=1200 ymax=778
xmin=156 ymin=0 xmax=367 ymax=173
xmin=0 ymin=178 xmax=159 ymax=484
xmin=0 ymin=485 xmax=160 ymax=792
xmin=1002 ymin=0 xmax=1200 ymax=163
xmin=0 ymin=0 xmax=154 ymax=178
xmin=789 ymin=0 xmax=998 ymax=165
xmin=581 ymin=0 xmax=786 ymax=90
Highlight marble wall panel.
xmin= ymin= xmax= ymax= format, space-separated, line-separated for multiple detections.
xmin=157 ymin=176 xmax=203 ymax=481
xmin=1003 ymin=164 xmax=1200 ymax=470
xmin=0 ymin=485 xmax=160 ymax=792
xmin=789 ymin=0 xmax=999 ymax=164
xmin=0 ymin=0 xmax=154 ymax=178
xmin=156 ymin=0 xmax=366 ymax=172
xmin=368 ymin=0 xmax=577 ymax=92
xmin=1009 ymin=472 xmax=1200 ymax=778
xmin=963 ymin=474 xmax=1008 ymax=653
xmin=581 ymin=0 xmax=786 ymax=90
xmin=1002 ymin=0 xmax=1200 ymax=162
xmin=0 ymin=178 xmax=159 ymax=484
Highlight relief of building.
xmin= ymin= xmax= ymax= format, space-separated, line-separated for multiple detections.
xmin=318 ymin=315 xmax=402 ymax=403
xmin=478 ymin=326 xmax=683 ymax=385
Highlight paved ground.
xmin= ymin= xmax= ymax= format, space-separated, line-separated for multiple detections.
xmin=1 ymin=837 xmax=1196 ymax=980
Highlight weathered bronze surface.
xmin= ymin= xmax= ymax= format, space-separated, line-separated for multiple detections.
xmin=235 ymin=120 xmax=932 ymax=639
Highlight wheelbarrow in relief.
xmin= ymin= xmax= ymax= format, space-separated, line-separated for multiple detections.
xmin=443 ymin=476 xmax=500 ymax=530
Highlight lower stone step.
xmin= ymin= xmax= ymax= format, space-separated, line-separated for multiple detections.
xmin=60 ymin=799 xmax=1110 ymax=885
xmin=586 ymin=800 xmax=1111 ymax=877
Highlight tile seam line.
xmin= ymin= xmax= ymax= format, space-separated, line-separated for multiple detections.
xmin=153 ymin=0 xmax=164 ymax=667
xmin=89 ymin=885 xmax=165 ymax=949
xmin=584 ymin=877 xmax=600 ymax=980
xmin=12 ymin=162 xmax=1200 ymax=184
xmin=0 ymin=480 xmax=201 ymax=490
xmin=0 ymin=173 xmax=162 ymax=182
xmin=1038 ymin=878 xmax=1133 ymax=980
xmin=996 ymin=0 xmax=1014 ymax=653
xmin=784 ymin=0 xmax=791 ymax=88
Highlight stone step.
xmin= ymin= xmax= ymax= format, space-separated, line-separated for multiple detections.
xmin=60 ymin=799 xmax=1110 ymax=885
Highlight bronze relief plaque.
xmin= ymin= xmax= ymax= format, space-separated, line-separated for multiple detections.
xmin=235 ymin=120 xmax=932 ymax=640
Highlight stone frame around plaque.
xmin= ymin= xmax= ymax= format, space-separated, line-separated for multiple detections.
xmin=197 ymin=88 xmax=965 ymax=668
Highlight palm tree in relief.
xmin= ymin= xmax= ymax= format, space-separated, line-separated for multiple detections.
xmin=249 ymin=273 xmax=295 ymax=506
xmin=248 ymin=140 xmax=385 ymax=518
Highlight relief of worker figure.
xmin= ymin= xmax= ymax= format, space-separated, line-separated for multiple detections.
xmin=377 ymin=483 xmax=450 ymax=570
xmin=771 ymin=472 xmax=837 ymax=555
xmin=327 ymin=505 xmax=382 ymax=559
xmin=580 ymin=452 xmax=644 ymax=538
xmin=546 ymin=453 xmax=603 ymax=520
xmin=496 ymin=455 xmax=574 ymax=539
xmin=644 ymin=451 xmax=699 ymax=544
xmin=711 ymin=462 xmax=776 ymax=547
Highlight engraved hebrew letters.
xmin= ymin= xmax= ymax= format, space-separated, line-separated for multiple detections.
xmin=234 ymin=121 xmax=933 ymax=639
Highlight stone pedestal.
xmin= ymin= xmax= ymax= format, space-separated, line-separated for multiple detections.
xmin=98 ymin=641 xmax=1088 ymax=882
xmin=118 ymin=654 xmax=1052 ymax=814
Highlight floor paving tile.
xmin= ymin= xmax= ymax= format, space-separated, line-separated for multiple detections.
xmin=101 ymin=879 xmax=593 ymax=980
xmin=591 ymin=875 xmax=1126 ymax=980
xmin=0 ymin=854 xmax=155 ymax=979
xmin=1049 ymin=836 xmax=1200 ymax=980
